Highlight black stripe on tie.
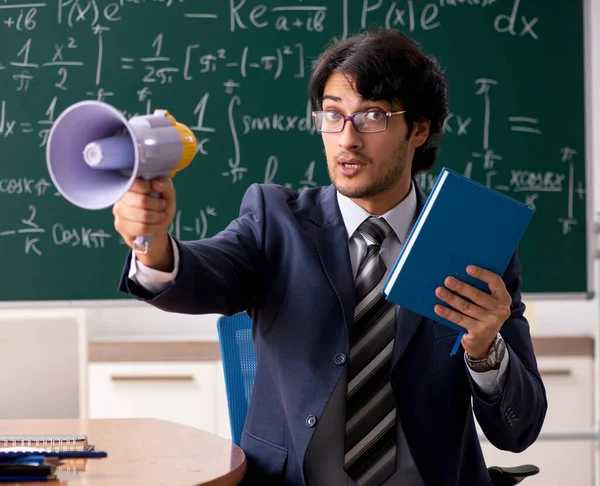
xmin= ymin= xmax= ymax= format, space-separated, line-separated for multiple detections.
xmin=346 ymin=353 xmax=393 ymax=419
xmin=345 ymin=370 xmax=394 ymax=450
xmin=351 ymin=296 xmax=393 ymax=345
xmin=345 ymin=420 xmax=396 ymax=480
xmin=359 ymin=218 xmax=390 ymax=247
xmin=355 ymin=252 xmax=386 ymax=302
xmin=348 ymin=307 xmax=395 ymax=382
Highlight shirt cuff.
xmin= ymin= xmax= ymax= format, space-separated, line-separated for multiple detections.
xmin=465 ymin=341 xmax=510 ymax=398
xmin=128 ymin=235 xmax=180 ymax=295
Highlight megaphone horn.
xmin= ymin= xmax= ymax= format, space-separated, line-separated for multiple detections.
xmin=46 ymin=100 xmax=197 ymax=253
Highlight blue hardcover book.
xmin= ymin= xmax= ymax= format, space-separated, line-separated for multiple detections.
xmin=382 ymin=167 xmax=534 ymax=355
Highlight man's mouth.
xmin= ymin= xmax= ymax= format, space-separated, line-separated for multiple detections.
xmin=338 ymin=158 xmax=367 ymax=168
xmin=337 ymin=158 xmax=368 ymax=176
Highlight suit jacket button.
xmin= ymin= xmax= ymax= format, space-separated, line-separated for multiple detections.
xmin=306 ymin=415 xmax=317 ymax=428
xmin=334 ymin=353 xmax=347 ymax=365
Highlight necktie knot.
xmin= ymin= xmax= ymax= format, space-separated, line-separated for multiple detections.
xmin=357 ymin=217 xmax=393 ymax=248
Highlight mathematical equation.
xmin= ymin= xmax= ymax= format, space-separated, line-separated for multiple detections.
xmin=0 ymin=0 xmax=541 ymax=86
xmin=38 ymin=0 xmax=540 ymax=40
xmin=0 ymin=99 xmax=58 ymax=147
xmin=1 ymin=37 xmax=307 ymax=94
xmin=0 ymin=204 xmax=219 ymax=255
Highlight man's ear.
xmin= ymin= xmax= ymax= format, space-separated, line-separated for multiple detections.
xmin=411 ymin=119 xmax=430 ymax=148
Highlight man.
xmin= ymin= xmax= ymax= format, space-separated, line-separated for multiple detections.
xmin=115 ymin=29 xmax=547 ymax=485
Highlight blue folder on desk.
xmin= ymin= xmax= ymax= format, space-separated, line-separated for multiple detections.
xmin=383 ymin=167 xmax=534 ymax=355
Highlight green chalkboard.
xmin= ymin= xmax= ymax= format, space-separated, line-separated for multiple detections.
xmin=0 ymin=0 xmax=590 ymax=302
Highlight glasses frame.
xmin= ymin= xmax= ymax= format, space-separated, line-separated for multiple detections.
xmin=311 ymin=110 xmax=407 ymax=134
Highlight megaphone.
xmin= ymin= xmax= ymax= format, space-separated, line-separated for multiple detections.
xmin=46 ymin=100 xmax=197 ymax=252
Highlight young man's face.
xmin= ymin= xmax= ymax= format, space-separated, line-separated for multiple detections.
xmin=320 ymin=73 xmax=427 ymax=214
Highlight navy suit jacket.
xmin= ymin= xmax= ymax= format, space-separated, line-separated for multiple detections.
xmin=120 ymin=182 xmax=547 ymax=486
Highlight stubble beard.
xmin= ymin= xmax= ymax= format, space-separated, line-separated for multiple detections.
xmin=329 ymin=142 xmax=410 ymax=199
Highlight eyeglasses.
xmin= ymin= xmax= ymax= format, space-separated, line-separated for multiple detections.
xmin=312 ymin=110 xmax=407 ymax=134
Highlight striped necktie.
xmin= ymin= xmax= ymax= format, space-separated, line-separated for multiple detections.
xmin=344 ymin=216 xmax=397 ymax=486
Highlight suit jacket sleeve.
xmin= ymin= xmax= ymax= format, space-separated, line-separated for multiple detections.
xmin=119 ymin=183 xmax=266 ymax=316
xmin=470 ymin=250 xmax=548 ymax=452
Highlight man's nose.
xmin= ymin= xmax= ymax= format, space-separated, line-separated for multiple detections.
xmin=338 ymin=118 xmax=363 ymax=151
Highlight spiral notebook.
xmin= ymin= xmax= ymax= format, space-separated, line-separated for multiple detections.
xmin=0 ymin=435 xmax=93 ymax=452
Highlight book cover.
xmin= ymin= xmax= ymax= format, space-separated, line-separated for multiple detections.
xmin=383 ymin=167 xmax=534 ymax=353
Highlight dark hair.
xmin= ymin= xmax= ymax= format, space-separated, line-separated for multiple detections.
xmin=308 ymin=28 xmax=449 ymax=175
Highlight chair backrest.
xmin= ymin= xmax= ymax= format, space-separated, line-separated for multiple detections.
xmin=216 ymin=312 xmax=257 ymax=446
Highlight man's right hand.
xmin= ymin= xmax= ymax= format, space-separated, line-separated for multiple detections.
xmin=113 ymin=178 xmax=177 ymax=272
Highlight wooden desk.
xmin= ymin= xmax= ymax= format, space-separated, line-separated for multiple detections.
xmin=0 ymin=418 xmax=246 ymax=486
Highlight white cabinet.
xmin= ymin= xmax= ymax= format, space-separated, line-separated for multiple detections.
xmin=88 ymin=362 xmax=228 ymax=435
xmin=479 ymin=356 xmax=595 ymax=485
xmin=0 ymin=309 xmax=86 ymax=420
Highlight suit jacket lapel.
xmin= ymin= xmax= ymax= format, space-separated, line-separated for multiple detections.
xmin=392 ymin=179 xmax=428 ymax=368
xmin=392 ymin=308 xmax=424 ymax=368
xmin=305 ymin=185 xmax=355 ymax=335
xmin=304 ymin=180 xmax=431 ymax=363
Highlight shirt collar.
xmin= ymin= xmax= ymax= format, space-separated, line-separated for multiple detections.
xmin=336 ymin=182 xmax=417 ymax=244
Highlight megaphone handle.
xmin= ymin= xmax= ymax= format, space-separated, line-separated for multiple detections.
xmin=133 ymin=189 xmax=160 ymax=254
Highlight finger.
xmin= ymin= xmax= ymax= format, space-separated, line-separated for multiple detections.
xmin=434 ymin=303 xmax=476 ymax=332
xmin=467 ymin=265 xmax=512 ymax=304
xmin=128 ymin=178 xmax=155 ymax=194
xmin=435 ymin=286 xmax=488 ymax=320
xmin=119 ymin=191 xmax=167 ymax=212
xmin=443 ymin=277 xmax=497 ymax=311
xmin=118 ymin=206 xmax=166 ymax=226
xmin=151 ymin=178 xmax=176 ymax=201
xmin=114 ymin=217 xmax=165 ymax=238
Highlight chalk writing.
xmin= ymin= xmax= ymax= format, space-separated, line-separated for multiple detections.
xmin=0 ymin=0 xmax=588 ymax=300
xmin=0 ymin=202 xmax=215 ymax=255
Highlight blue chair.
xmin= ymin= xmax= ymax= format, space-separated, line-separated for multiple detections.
xmin=216 ymin=312 xmax=256 ymax=446
xmin=216 ymin=312 xmax=538 ymax=485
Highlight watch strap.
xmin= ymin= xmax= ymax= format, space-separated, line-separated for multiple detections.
xmin=466 ymin=333 xmax=506 ymax=372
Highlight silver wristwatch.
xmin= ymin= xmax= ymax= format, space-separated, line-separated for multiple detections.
xmin=466 ymin=333 xmax=506 ymax=372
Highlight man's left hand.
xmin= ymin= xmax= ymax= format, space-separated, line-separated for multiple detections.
xmin=434 ymin=265 xmax=512 ymax=359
